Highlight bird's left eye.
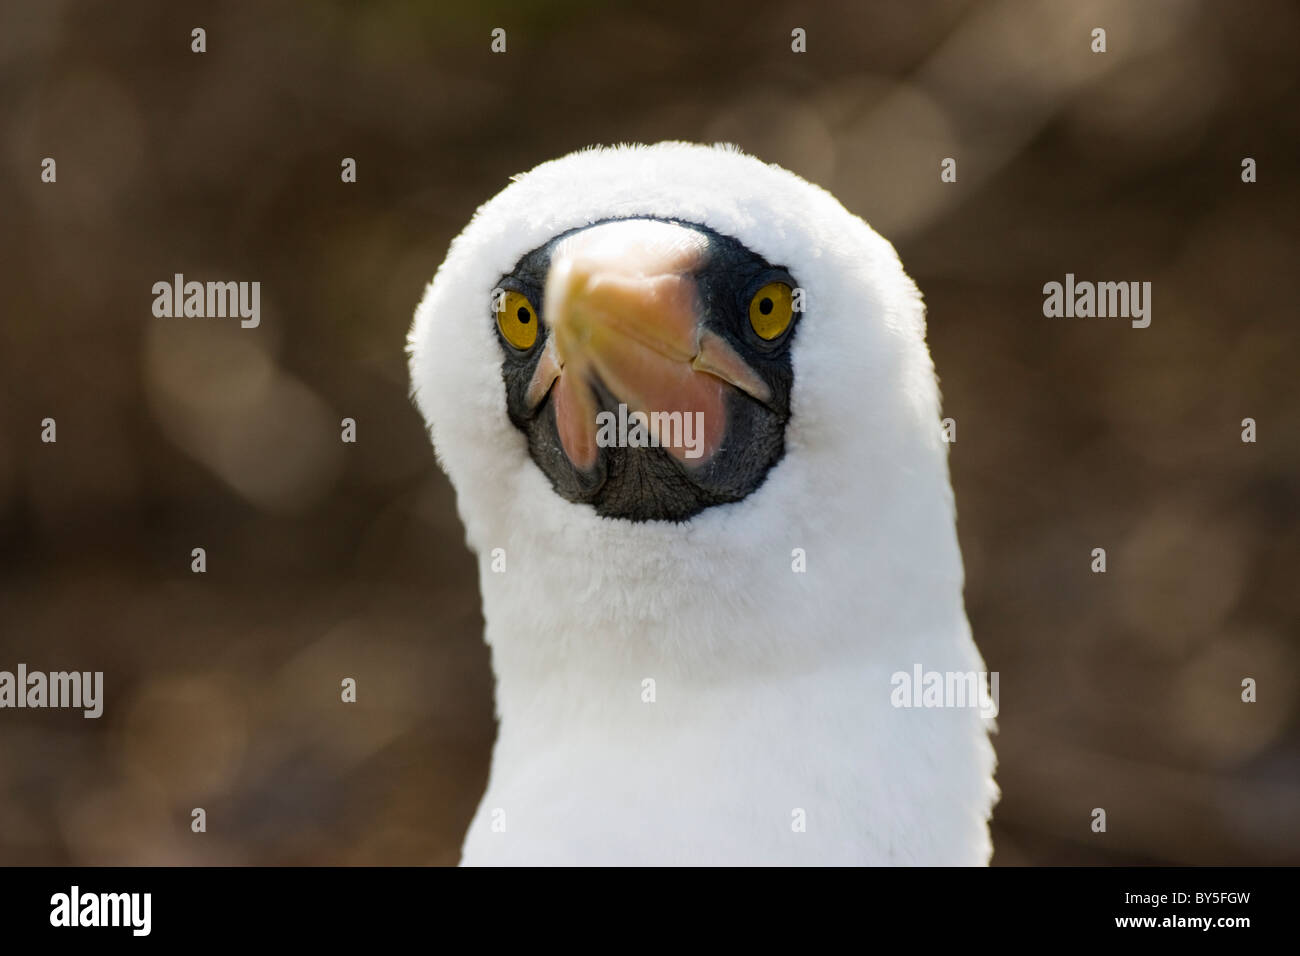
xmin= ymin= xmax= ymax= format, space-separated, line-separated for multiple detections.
xmin=497 ymin=290 xmax=539 ymax=350
xmin=748 ymin=282 xmax=795 ymax=340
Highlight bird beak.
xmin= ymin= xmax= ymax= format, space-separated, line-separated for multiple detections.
xmin=525 ymin=219 xmax=770 ymax=472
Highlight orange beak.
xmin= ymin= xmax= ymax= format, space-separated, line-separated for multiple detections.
xmin=525 ymin=219 xmax=770 ymax=471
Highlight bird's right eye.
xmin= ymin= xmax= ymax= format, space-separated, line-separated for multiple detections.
xmin=497 ymin=290 xmax=539 ymax=350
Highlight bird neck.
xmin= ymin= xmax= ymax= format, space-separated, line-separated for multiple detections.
xmin=475 ymin=509 xmax=972 ymax=709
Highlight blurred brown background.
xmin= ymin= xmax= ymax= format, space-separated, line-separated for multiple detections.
xmin=0 ymin=0 xmax=1296 ymax=865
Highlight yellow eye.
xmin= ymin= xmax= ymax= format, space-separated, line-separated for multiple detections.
xmin=497 ymin=290 xmax=539 ymax=350
xmin=748 ymin=282 xmax=795 ymax=340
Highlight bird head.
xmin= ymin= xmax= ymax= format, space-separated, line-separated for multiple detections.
xmin=409 ymin=143 xmax=960 ymax=656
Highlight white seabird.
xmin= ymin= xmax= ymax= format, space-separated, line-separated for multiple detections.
xmin=409 ymin=142 xmax=997 ymax=865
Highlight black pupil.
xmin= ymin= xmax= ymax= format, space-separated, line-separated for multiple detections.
xmin=517 ymin=307 xmax=531 ymax=324
xmin=759 ymin=297 xmax=774 ymax=315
